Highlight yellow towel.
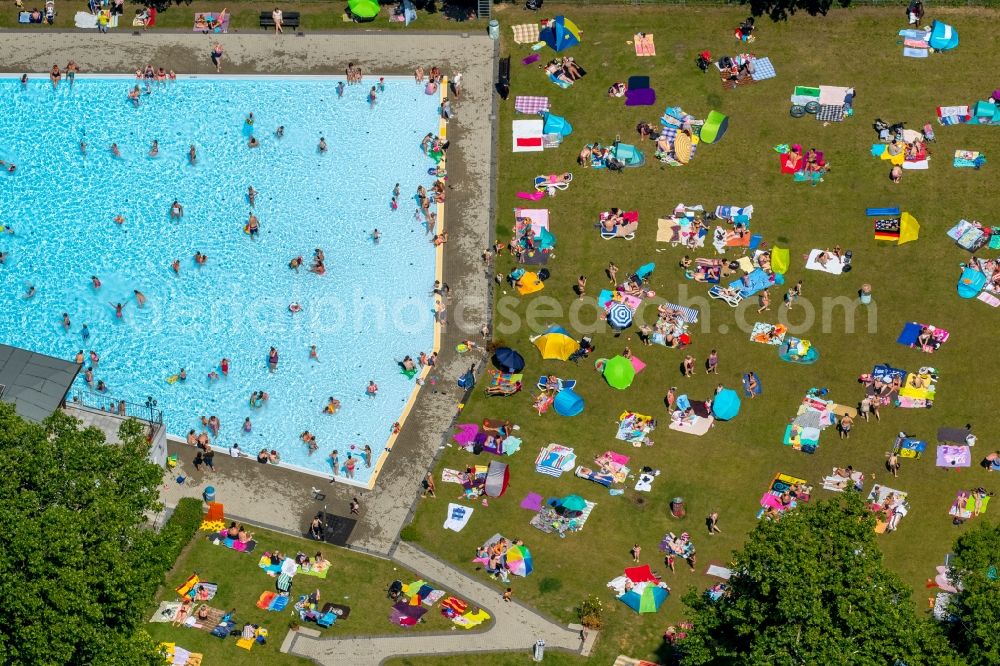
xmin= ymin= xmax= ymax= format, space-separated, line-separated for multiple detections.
xmin=236 ymin=637 xmax=254 ymax=651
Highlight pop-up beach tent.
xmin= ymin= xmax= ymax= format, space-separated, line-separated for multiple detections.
xmin=485 ymin=460 xmax=510 ymax=498
xmin=541 ymin=16 xmax=581 ymax=53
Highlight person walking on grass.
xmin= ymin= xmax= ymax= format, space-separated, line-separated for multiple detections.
xmin=886 ymin=450 xmax=900 ymax=478
xmin=630 ymin=543 xmax=641 ymax=562
xmin=421 ymin=472 xmax=436 ymax=498
xmin=683 ymin=355 xmax=696 ymax=377
xmin=757 ymin=288 xmax=770 ymax=313
xmin=840 ymin=413 xmax=854 ymax=439
xmin=607 ymin=262 xmax=618 ymax=285
xmin=576 ymin=275 xmax=587 ymax=300
xmin=706 ymin=349 xmax=719 ymax=374
xmin=707 ymin=511 xmax=722 ymax=535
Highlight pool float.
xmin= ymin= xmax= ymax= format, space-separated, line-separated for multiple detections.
xmin=456 ymin=343 xmax=469 ymax=353
xmin=401 ymin=367 xmax=418 ymax=379
xmin=166 ymin=374 xmax=180 ymax=384
xmin=425 ymin=82 xmax=438 ymax=95
xmin=288 ymin=303 xmax=302 ymax=313
xmin=594 ymin=358 xmax=608 ymax=373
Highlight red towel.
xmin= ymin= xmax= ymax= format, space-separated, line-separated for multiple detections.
xmin=441 ymin=596 xmax=468 ymax=614
xmin=516 ymin=137 xmax=543 ymax=148
xmin=625 ymin=564 xmax=660 ymax=583
xmin=623 ymin=211 xmax=639 ymax=223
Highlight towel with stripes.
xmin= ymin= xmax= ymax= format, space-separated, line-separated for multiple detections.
xmin=511 ymin=23 xmax=540 ymax=44
xmin=750 ymin=57 xmax=776 ymax=81
xmin=515 ymin=96 xmax=550 ymax=114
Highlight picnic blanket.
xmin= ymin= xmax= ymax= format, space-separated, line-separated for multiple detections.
xmin=194 ymin=11 xmax=229 ymax=33
xmin=750 ymin=57 xmax=776 ymax=81
xmin=954 ymin=150 xmax=986 ymax=168
xmin=728 ymin=268 xmax=779 ymax=298
xmin=816 ymin=105 xmax=845 ymax=123
xmin=822 ymin=467 xmax=864 ymax=492
xmin=669 ymin=414 xmax=714 ymax=436
xmin=511 ymin=23 xmax=540 ymax=44
xmin=210 ymin=530 xmax=257 ymax=553
xmin=530 ymin=500 xmax=596 ymax=535
xmin=750 ymin=322 xmax=787 ymax=345
xmin=513 ymin=120 xmax=544 ymax=153
xmin=660 ymin=301 xmax=700 ymax=323
xmin=706 ymin=564 xmax=734 ymax=579
xmin=74 ymin=11 xmax=119 ymax=28
xmin=805 ymin=249 xmax=846 ymax=274
xmin=897 ymin=322 xmax=948 ymax=351
xmin=936 ymin=445 xmax=971 ymax=468
xmin=758 ymin=473 xmax=810 ymax=517
xmin=616 ymin=412 xmax=655 ymax=445
xmin=867 ymin=484 xmax=908 ymax=533
xmin=515 ymin=96 xmax=550 ymax=115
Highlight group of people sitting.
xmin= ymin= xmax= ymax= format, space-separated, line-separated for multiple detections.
xmin=760 ymin=482 xmax=809 ymax=521
xmin=544 ymin=57 xmax=584 ymax=86
xmin=577 ymin=142 xmax=613 ymax=168
xmin=638 ymin=304 xmax=690 ymax=348
xmin=784 ymin=145 xmax=828 ymax=175
xmin=224 ymin=521 xmax=254 ymax=544
xmin=962 ymin=255 xmax=1000 ymax=291
xmin=474 ymin=536 xmax=525 ymax=583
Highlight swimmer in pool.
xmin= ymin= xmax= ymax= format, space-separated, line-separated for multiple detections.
xmin=194 ymin=252 xmax=207 ymax=266
xmin=189 ymin=145 xmax=196 ymax=166
xmin=390 ymin=196 xmax=398 ymax=211
xmin=314 ymin=248 xmax=325 ymax=263
xmin=324 ymin=397 xmax=340 ymax=414
xmin=80 ymin=140 xmax=86 ymax=155
xmin=170 ymin=201 xmax=184 ymax=219
xmin=111 ymin=143 xmax=121 ymax=158
xmin=248 ymin=186 xmax=257 ymax=207
xmin=74 ymin=350 xmax=84 ymax=364
xmin=134 ymin=290 xmax=146 ymax=307
xmin=289 ymin=256 xmax=302 ymax=272
xmin=178 ymin=368 xmax=187 ymax=381
xmin=220 ymin=358 xmax=230 ymax=375
xmin=89 ymin=350 xmax=99 ymax=367
xmin=309 ymin=345 xmax=318 ymax=361
xmin=246 ymin=112 xmax=254 ymax=126
xmin=372 ymin=229 xmax=381 ymax=244
xmin=275 ymin=126 xmax=284 ymax=138
xmin=114 ymin=214 xmax=124 ymax=225
xmin=318 ymin=137 xmax=327 ymax=153
xmin=149 ymin=140 xmax=158 ymax=157
xmin=110 ymin=302 xmax=124 ymax=319
xmin=248 ymin=136 xmax=260 ymax=148
xmin=62 ymin=313 xmax=71 ymax=330
xmin=23 ymin=284 xmax=36 ymax=299
xmin=369 ymin=87 xmax=377 ymax=105
xmin=393 ymin=183 xmax=400 ymax=198
xmin=0 ymin=161 xmax=17 ymax=173
xmin=81 ymin=324 xmax=90 ymax=340
xmin=0 ymin=251 xmax=6 ymax=263
xmin=336 ymin=81 xmax=345 ymax=98
xmin=91 ymin=275 xmax=101 ymax=289
xmin=247 ymin=213 xmax=260 ymax=236
xmin=243 ymin=417 xmax=252 ymax=432
xmin=171 ymin=259 xmax=180 ymax=274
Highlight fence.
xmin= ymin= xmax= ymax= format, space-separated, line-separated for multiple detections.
xmin=67 ymin=387 xmax=164 ymax=425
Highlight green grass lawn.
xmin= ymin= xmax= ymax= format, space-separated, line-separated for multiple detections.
xmin=399 ymin=4 xmax=1000 ymax=664
xmin=145 ymin=523 xmax=456 ymax=664
xmin=0 ymin=0 xmax=486 ymax=31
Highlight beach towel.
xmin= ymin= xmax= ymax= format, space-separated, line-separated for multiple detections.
xmin=443 ymin=504 xmax=474 ymax=532
xmin=576 ymin=465 xmax=615 ymax=487
xmin=936 ymin=445 xmax=971 ymax=468
xmin=660 ymin=302 xmax=700 ymax=323
xmin=818 ymin=85 xmax=850 ymax=106
xmin=953 ymin=150 xmax=986 ymax=169
xmin=193 ymin=11 xmax=229 ymax=33
xmin=630 ymin=356 xmax=646 ymax=374
xmin=511 ymin=23 xmax=540 ymax=44
xmin=903 ymin=47 xmax=929 ymax=58
xmin=706 ymin=564 xmax=734 ymax=579
xmin=634 ymin=34 xmax=655 ymax=56
xmin=515 ymin=208 xmax=550 ymax=237
xmin=669 ymin=415 xmax=714 ymax=436
xmin=949 ymin=491 xmax=990 ymax=519
xmin=513 ymin=493 xmax=542 ymax=514
xmin=902 ymin=159 xmax=930 ymax=170
xmin=751 ymin=57 xmax=776 ymax=81
xmin=805 ymin=249 xmax=846 ymax=274
xmin=514 ymin=96 xmax=550 ymax=115
xmin=211 ymin=531 xmax=257 ymax=553
xmin=742 ymin=372 xmax=762 ymax=397
xmin=513 ymin=120 xmax=544 ymax=153
xmin=822 ymin=467 xmax=864 ymax=492
xmin=750 ymin=322 xmax=787 ymax=345
xmin=978 ymin=291 xmax=1000 ymax=307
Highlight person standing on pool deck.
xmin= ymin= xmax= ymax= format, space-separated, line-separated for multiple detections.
xmin=211 ymin=43 xmax=224 ymax=72
xmin=268 ymin=346 xmax=279 ymax=372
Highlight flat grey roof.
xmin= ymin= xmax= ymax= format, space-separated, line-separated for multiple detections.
xmin=0 ymin=345 xmax=81 ymax=423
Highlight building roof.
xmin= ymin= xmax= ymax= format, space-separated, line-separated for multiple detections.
xmin=0 ymin=345 xmax=81 ymax=423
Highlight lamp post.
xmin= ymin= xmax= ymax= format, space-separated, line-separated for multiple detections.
xmin=145 ymin=395 xmax=157 ymax=423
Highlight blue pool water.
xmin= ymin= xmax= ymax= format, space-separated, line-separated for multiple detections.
xmin=0 ymin=75 xmax=441 ymax=481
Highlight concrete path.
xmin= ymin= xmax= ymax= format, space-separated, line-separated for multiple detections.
xmin=287 ymin=542 xmax=587 ymax=665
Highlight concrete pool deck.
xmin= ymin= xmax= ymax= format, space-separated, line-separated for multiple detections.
xmin=5 ymin=30 xmax=497 ymax=555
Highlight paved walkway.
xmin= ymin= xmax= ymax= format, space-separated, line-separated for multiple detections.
xmin=287 ymin=542 xmax=586 ymax=665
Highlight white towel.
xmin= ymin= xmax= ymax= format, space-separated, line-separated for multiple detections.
xmin=818 ymin=85 xmax=851 ymax=106
xmin=706 ymin=564 xmax=733 ymax=579
xmin=444 ymin=503 xmax=474 ymax=531
xmin=805 ymin=249 xmax=845 ymax=275
xmin=902 ymin=159 xmax=930 ymax=170
xmin=634 ymin=473 xmax=654 ymax=492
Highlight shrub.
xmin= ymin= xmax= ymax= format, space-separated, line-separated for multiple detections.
xmin=156 ymin=498 xmax=204 ymax=569
xmin=577 ymin=594 xmax=605 ymax=630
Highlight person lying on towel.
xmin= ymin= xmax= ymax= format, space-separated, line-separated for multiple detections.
xmin=545 ymin=62 xmax=573 ymax=86
xmin=577 ymin=466 xmax=614 ymax=487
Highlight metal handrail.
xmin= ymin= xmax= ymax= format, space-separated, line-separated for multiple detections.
xmin=67 ymin=387 xmax=163 ymax=425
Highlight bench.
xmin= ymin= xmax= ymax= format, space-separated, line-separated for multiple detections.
xmin=259 ymin=11 xmax=299 ymax=28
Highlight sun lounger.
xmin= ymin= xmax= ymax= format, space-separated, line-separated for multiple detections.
xmin=534 ymin=173 xmax=572 ymax=191
xmin=709 ymin=285 xmax=743 ymax=307
xmin=535 ymin=376 xmax=576 ymax=392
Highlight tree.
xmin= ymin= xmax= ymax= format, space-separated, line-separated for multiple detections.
xmin=680 ymin=493 xmax=960 ymax=665
xmin=945 ymin=524 xmax=1000 ymax=665
xmin=0 ymin=405 xmax=166 ymax=665
xmin=744 ymin=0 xmax=852 ymax=21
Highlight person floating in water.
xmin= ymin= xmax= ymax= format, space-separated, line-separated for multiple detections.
xmin=134 ymin=290 xmax=146 ymax=307
xmin=318 ymin=137 xmax=327 ymax=153
xmin=324 ymin=396 xmax=340 ymax=414
xmin=248 ymin=186 xmax=257 ymax=207
xmin=245 ymin=112 xmax=254 ymax=127
xmin=275 ymin=126 xmax=284 ymax=138
xmin=189 ymin=144 xmax=197 ymax=166
xmin=289 ymin=255 xmax=303 ymax=272
xmin=149 ymin=140 xmax=159 ymax=157
xmin=111 ymin=143 xmax=121 ymax=158
xmin=178 ymin=368 xmax=187 ymax=381
xmin=171 ymin=259 xmax=180 ymax=274
xmin=23 ymin=284 xmax=36 ymax=299
xmin=114 ymin=214 xmax=125 ymax=225
xmin=80 ymin=140 xmax=87 ymax=155
xmin=91 ymin=275 xmax=102 ymax=289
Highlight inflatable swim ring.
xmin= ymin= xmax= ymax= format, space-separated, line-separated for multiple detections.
xmin=425 ymin=82 xmax=438 ymax=95
xmin=288 ymin=303 xmax=302 ymax=313
xmin=401 ymin=367 xmax=418 ymax=379
xmin=456 ymin=343 xmax=469 ymax=353
xmin=594 ymin=358 xmax=608 ymax=372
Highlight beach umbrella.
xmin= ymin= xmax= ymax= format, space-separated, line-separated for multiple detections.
xmin=603 ymin=355 xmax=635 ymax=390
xmin=559 ymin=494 xmax=587 ymax=513
xmin=712 ymin=388 xmax=742 ymax=421
xmin=607 ymin=303 xmax=633 ymax=330
xmin=532 ymin=327 xmax=579 ymax=361
xmin=348 ymin=0 xmax=380 ymax=19
xmin=493 ymin=347 xmax=525 ymax=373
xmin=620 ymin=585 xmax=668 ymax=613
xmin=505 ymin=545 xmax=534 ymax=577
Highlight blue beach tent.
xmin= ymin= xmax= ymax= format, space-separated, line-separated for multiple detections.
xmin=541 ymin=16 xmax=581 ymax=53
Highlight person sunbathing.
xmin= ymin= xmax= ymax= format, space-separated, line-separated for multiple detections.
xmin=607 ymin=81 xmax=626 ymax=97
xmin=196 ymin=604 xmax=210 ymax=621
xmin=544 ymin=375 xmax=560 ymax=391
xmin=814 ymin=251 xmax=831 ymax=268
xmin=226 ymin=522 xmax=240 ymax=538
xmin=237 ymin=527 xmax=253 ymax=543
xmin=544 ymin=62 xmax=573 ymax=85
xmin=887 ymin=139 xmax=903 ymax=156
xmin=561 ymin=57 xmax=583 ymax=80
xmin=805 ymin=148 xmax=822 ymax=173
xmin=601 ymin=216 xmax=618 ymax=233
xmin=786 ymin=147 xmax=803 ymax=171
xmin=655 ymin=135 xmax=671 ymax=155
xmin=577 ymin=146 xmax=592 ymax=167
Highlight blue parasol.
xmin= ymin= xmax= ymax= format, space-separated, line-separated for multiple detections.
xmin=607 ymin=303 xmax=633 ymax=329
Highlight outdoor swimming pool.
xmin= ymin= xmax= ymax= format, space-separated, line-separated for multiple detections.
xmin=0 ymin=75 xmax=441 ymax=482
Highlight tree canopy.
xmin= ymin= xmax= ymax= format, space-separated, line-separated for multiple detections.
xmin=945 ymin=523 xmax=1000 ymax=665
xmin=0 ymin=404 xmax=165 ymax=665
xmin=744 ymin=0 xmax=852 ymax=21
xmin=680 ymin=493 xmax=959 ymax=665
